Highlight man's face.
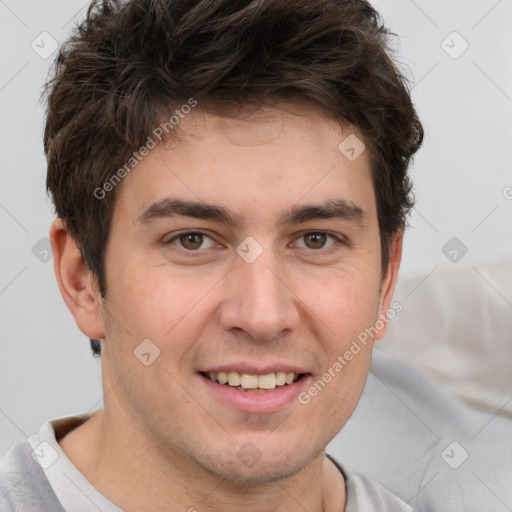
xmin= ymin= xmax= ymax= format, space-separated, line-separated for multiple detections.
xmin=97 ymin=102 xmax=397 ymax=483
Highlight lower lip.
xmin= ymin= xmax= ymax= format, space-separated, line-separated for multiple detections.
xmin=199 ymin=373 xmax=311 ymax=414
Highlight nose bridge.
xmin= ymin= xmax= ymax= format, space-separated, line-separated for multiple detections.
xmin=219 ymin=245 xmax=299 ymax=340
xmin=244 ymin=257 xmax=283 ymax=310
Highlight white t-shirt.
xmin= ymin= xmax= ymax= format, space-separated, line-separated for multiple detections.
xmin=0 ymin=414 xmax=413 ymax=512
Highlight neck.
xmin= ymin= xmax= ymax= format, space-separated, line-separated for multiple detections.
xmin=58 ymin=405 xmax=346 ymax=512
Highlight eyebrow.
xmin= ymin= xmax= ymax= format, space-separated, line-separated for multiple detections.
xmin=136 ymin=197 xmax=366 ymax=227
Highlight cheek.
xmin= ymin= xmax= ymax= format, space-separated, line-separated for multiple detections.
xmin=106 ymin=260 xmax=220 ymax=348
xmin=298 ymin=336 xmax=373 ymax=442
xmin=300 ymin=265 xmax=382 ymax=338
xmin=328 ymin=353 xmax=373 ymax=428
xmin=301 ymin=269 xmax=380 ymax=399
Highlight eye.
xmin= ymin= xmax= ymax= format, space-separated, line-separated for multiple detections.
xmin=165 ymin=231 xmax=216 ymax=251
xmin=293 ymin=232 xmax=340 ymax=250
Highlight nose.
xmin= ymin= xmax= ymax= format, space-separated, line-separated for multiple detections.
xmin=218 ymin=251 xmax=300 ymax=342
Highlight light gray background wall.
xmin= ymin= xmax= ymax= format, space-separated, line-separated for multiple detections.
xmin=1 ymin=0 xmax=511 ymax=457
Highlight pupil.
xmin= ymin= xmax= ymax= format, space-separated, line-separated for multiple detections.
xmin=306 ymin=233 xmax=326 ymax=249
xmin=181 ymin=233 xmax=202 ymax=250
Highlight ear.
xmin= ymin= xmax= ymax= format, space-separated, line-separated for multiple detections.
xmin=374 ymin=229 xmax=403 ymax=342
xmin=50 ymin=218 xmax=105 ymax=340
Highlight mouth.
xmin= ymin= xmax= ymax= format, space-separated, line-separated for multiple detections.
xmin=198 ymin=368 xmax=311 ymax=413
xmin=200 ymin=371 xmax=305 ymax=393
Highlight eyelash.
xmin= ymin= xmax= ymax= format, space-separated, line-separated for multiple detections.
xmin=163 ymin=230 xmax=346 ymax=253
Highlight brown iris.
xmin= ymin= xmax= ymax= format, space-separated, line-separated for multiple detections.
xmin=180 ymin=233 xmax=203 ymax=250
xmin=303 ymin=232 xmax=327 ymax=249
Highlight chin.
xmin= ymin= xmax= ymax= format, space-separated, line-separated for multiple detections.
xmin=195 ymin=440 xmax=322 ymax=485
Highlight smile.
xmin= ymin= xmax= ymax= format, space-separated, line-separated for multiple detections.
xmin=203 ymin=371 xmax=302 ymax=392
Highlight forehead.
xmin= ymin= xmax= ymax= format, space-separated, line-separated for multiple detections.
xmin=113 ymin=102 xmax=376 ymax=224
xmin=180 ymin=101 xmax=344 ymax=147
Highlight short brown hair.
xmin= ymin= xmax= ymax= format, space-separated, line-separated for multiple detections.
xmin=45 ymin=0 xmax=423 ymax=356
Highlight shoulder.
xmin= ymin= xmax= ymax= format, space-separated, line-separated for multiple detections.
xmin=0 ymin=439 xmax=65 ymax=512
xmin=327 ymin=454 xmax=415 ymax=512
xmin=344 ymin=469 xmax=414 ymax=511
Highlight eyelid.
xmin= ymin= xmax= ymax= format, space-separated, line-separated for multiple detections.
xmin=163 ymin=230 xmax=217 ymax=249
xmin=162 ymin=229 xmax=347 ymax=252
xmin=291 ymin=230 xmax=346 ymax=250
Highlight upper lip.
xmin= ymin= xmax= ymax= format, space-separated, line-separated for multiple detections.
xmin=199 ymin=363 xmax=309 ymax=375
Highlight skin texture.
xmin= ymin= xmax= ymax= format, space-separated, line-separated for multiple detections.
xmin=51 ymin=102 xmax=403 ymax=512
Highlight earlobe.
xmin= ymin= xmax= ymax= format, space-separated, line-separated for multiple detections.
xmin=374 ymin=230 xmax=404 ymax=341
xmin=50 ymin=218 xmax=105 ymax=340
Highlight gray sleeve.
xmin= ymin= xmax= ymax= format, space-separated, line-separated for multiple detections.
xmin=0 ymin=442 xmax=65 ymax=512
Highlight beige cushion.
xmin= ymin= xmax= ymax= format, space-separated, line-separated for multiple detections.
xmin=379 ymin=257 xmax=512 ymax=416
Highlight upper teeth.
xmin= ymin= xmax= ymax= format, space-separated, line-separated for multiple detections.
xmin=208 ymin=371 xmax=299 ymax=390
